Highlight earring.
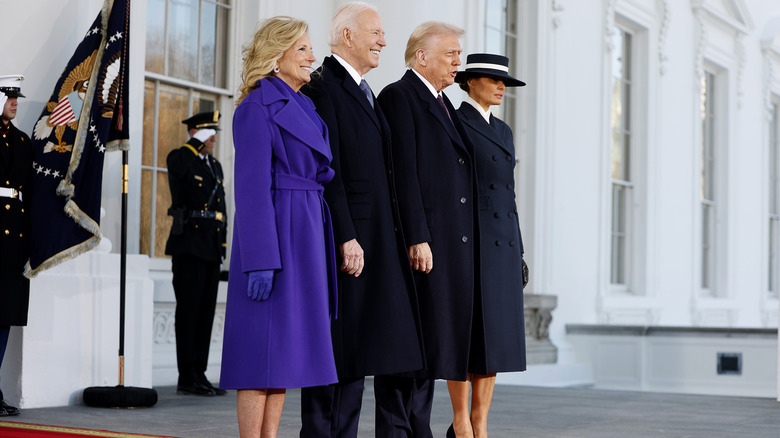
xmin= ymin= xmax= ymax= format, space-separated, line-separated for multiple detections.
xmin=273 ymin=65 xmax=280 ymax=73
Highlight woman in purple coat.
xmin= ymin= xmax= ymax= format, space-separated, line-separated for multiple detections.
xmin=220 ymin=17 xmax=338 ymax=438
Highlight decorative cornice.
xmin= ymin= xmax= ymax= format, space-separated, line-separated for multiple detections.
xmin=552 ymin=0 xmax=565 ymax=29
xmin=658 ymin=0 xmax=670 ymax=75
xmin=694 ymin=8 xmax=707 ymax=86
xmin=736 ymin=34 xmax=746 ymax=108
xmin=604 ymin=0 xmax=617 ymax=52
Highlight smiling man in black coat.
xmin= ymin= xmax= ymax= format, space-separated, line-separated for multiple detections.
xmin=300 ymin=3 xmax=423 ymax=437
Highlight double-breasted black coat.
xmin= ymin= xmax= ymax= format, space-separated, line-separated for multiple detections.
xmin=165 ymin=139 xmax=227 ymax=262
xmin=0 ymin=122 xmax=32 ymax=326
xmin=457 ymin=103 xmax=526 ymax=372
xmin=302 ymin=56 xmax=423 ymax=380
xmin=378 ymin=70 xmax=486 ymax=380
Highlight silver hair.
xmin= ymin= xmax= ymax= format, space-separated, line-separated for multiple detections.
xmin=329 ymin=2 xmax=378 ymax=47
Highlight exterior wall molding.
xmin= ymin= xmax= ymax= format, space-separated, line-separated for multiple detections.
xmin=552 ymin=0 xmax=565 ymax=29
xmin=658 ymin=0 xmax=670 ymax=75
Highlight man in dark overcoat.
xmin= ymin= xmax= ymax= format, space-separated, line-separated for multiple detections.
xmin=300 ymin=3 xmax=424 ymax=437
xmin=165 ymin=111 xmax=227 ymax=397
xmin=377 ymin=22 xmax=483 ymax=438
xmin=0 ymin=74 xmax=32 ymax=416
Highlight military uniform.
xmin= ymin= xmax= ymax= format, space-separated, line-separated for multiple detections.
xmin=0 ymin=121 xmax=32 ymax=328
xmin=0 ymin=74 xmax=31 ymax=416
xmin=165 ymin=111 xmax=227 ymax=396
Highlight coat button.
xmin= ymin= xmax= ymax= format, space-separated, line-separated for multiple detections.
xmin=5 ymin=181 xmax=9 ymax=185
xmin=217 ymin=198 xmax=221 ymax=202
xmin=4 ymin=204 xmax=9 ymax=210
xmin=494 ymin=212 xmax=500 ymax=218
xmin=461 ymin=236 xmax=468 ymax=243
xmin=490 ymin=184 xmax=496 ymax=190
xmin=4 ymin=230 xmax=8 ymax=235
xmin=458 ymin=157 xmax=465 ymax=165
xmin=388 ymin=169 xmax=393 ymax=175
xmin=509 ymin=241 xmax=515 ymax=247
xmin=19 ymin=233 xmax=22 ymax=237
xmin=492 ymin=155 xmax=497 ymax=161
xmin=506 ymin=155 xmax=512 ymax=162
xmin=495 ymin=240 xmax=501 ymax=246
xmin=508 ymin=212 xmax=513 ymax=218
xmin=506 ymin=183 xmax=513 ymax=190
xmin=460 ymin=197 xmax=466 ymax=204
xmin=394 ymin=227 xmax=399 ymax=233
xmin=198 ymin=183 xmax=202 ymax=187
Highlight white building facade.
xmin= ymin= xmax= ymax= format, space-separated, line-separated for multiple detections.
xmin=2 ymin=0 xmax=780 ymax=407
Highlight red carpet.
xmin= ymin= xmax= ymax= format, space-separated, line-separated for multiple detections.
xmin=0 ymin=421 xmax=177 ymax=438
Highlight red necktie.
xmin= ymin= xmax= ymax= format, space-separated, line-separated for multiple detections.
xmin=437 ymin=94 xmax=452 ymax=121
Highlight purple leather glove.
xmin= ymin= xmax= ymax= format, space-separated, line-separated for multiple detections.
xmin=248 ymin=270 xmax=274 ymax=301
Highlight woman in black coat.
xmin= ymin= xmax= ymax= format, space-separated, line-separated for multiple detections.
xmin=450 ymin=53 xmax=527 ymax=438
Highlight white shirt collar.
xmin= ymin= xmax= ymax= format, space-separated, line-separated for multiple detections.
xmin=411 ymin=68 xmax=439 ymax=99
xmin=464 ymin=95 xmax=491 ymax=123
xmin=332 ymin=54 xmax=363 ymax=86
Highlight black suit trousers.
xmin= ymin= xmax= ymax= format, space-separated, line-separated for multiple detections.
xmin=374 ymin=376 xmax=434 ymax=438
xmin=171 ymin=254 xmax=220 ymax=385
xmin=300 ymin=377 xmax=365 ymax=438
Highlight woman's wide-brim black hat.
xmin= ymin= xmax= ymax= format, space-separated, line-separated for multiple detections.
xmin=454 ymin=53 xmax=525 ymax=87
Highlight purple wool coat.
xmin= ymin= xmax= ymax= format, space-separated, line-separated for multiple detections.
xmin=220 ymin=76 xmax=338 ymax=389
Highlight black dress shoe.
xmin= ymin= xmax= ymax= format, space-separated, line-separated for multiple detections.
xmin=176 ymin=382 xmax=216 ymax=396
xmin=201 ymin=378 xmax=227 ymax=396
xmin=0 ymin=400 xmax=20 ymax=416
xmin=446 ymin=424 xmax=455 ymax=438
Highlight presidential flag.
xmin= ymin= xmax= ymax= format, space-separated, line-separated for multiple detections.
xmin=25 ymin=0 xmax=130 ymax=278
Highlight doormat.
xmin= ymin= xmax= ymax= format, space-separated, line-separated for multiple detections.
xmin=0 ymin=421 xmax=178 ymax=438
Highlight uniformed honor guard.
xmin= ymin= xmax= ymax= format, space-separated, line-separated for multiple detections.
xmin=165 ymin=111 xmax=228 ymax=397
xmin=0 ymin=74 xmax=32 ymax=416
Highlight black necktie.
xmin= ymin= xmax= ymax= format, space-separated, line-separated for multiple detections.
xmin=437 ymin=94 xmax=451 ymax=121
xmin=359 ymin=79 xmax=374 ymax=108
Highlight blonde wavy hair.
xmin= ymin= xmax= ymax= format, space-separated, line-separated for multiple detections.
xmin=236 ymin=16 xmax=309 ymax=105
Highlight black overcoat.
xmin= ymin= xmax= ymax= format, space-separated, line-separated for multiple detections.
xmin=0 ymin=122 xmax=32 ymax=326
xmin=378 ymin=70 xmax=486 ymax=380
xmin=457 ymin=103 xmax=526 ymax=372
xmin=165 ymin=139 xmax=227 ymax=262
xmin=302 ymin=56 xmax=423 ymax=379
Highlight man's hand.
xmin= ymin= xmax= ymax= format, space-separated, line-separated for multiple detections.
xmin=193 ymin=128 xmax=216 ymax=143
xmin=340 ymin=238 xmax=364 ymax=277
xmin=408 ymin=242 xmax=432 ymax=273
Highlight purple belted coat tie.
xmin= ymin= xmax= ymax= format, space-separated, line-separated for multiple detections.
xmin=273 ymin=171 xmax=339 ymax=317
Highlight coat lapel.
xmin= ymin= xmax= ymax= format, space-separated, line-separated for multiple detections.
xmin=323 ymin=56 xmax=381 ymax=131
xmin=403 ymin=70 xmax=465 ymax=150
xmin=458 ymin=103 xmax=513 ymax=156
xmin=261 ymin=77 xmax=331 ymax=160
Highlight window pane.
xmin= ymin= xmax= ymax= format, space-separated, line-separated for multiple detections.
xmin=622 ymin=32 xmax=632 ymax=81
xmin=486 ymin=0 xmax=504 ymax=30
xmin=701 ymin=204 xmax=711 ymax=289
xmin=168 ymin=0 xmax=199 ymax=82
xmin=145 ymin=0 xmax=165 ymax=74
xmin=143 ymin=81 xmax=156 ymax=167
xmin=201 ymin=2 xmax=217 ymax=86
xmin=140 ymin=169 xmax=153 ymax=256
xmin=485 ymin=28 xmax=502 ymax=54
xmin=155 ymin=171 xmax=173 ymax=258
xmin=771 ymin=103 xmax=779 ymax=214
xmin=770 ymin=219 xmax=776 ymax=293
xmin=611 ymin=130 xmax=622 ymax=179
xmin=158 ymin=84 xmax=190 ymax=166
xmin=611 ymin=184 xmax=626 ymax=284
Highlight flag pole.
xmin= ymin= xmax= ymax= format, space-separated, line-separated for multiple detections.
xmin=82 ymin=0 xmax=156 ymax=408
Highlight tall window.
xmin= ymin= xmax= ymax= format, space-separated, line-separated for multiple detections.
xmin=485 ymin=0 xmax=518 ymax=127
xmin=610 ymin=26 xmax=633 ymax=289
xmin=141 ymin=0 xmax=231 ymax=258
xmin=769 ymin=101 xmax=780 ymax=296
xmin=700 ymin=71 xmax=717 ymax=292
